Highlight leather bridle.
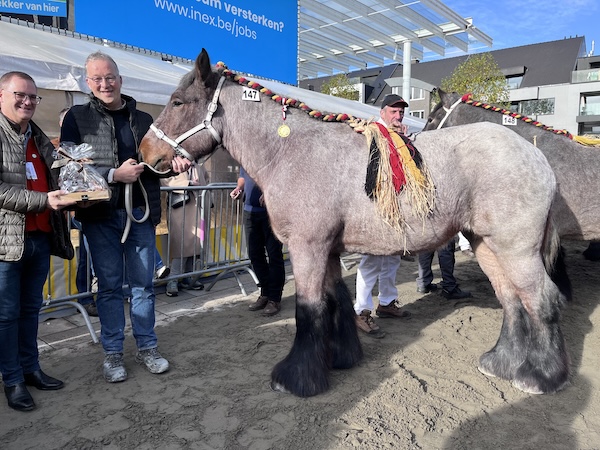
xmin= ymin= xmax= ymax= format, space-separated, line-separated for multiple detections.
xmin=121 ymin=76 xmax=226 ymax=243
xmin=149 ymin=75 xmax=226 ymax=161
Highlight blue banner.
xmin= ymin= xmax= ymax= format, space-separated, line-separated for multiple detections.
xmin=0 ymin=0 xmax=66 ymax=16
xmin=74 ymin=0 xmax=298 ymax=85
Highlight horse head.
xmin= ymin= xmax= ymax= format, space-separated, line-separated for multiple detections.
xmin=423 ymin=89 xmax=463 ymax=131
xmin=140 ymin=48 xmax=223 ymax=171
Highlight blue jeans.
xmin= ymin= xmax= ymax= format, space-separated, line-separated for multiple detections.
xmin=244 ymin=210 xmax=285 ymax=301
xmin=416 ymin=239 xmax=457 ymax=291
xmin=72 ymin=217 xmax=95 ymax=306
xmin=0 ymin=233 xmax=50 ymax=386
xmin=82 ymin=208 xmax=157 ymax=354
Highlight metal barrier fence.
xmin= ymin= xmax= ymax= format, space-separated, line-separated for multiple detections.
xmin=40 ymin=183 xmax=258 ymax=340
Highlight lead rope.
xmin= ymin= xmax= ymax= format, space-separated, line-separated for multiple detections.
xmin=120 ymin=155 xmax=215 ymax=243
xmin=121 ymin=162 xmax=170 ymax=244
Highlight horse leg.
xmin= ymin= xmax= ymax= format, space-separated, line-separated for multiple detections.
xmin=474 ymin=242 xmax=530 ymax=380
xmin=323 ymin=254 xmax=363 ymax=370
xmin=270 ymin=246 xmax=334 ymax=397
xmin=511 ymin=271 xmax=570 ymax=394
xmin=476 ymin=240 xmax=570 ymax=394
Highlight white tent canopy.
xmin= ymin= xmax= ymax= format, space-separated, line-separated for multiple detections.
xmin=0 ymin=19 xmax=425 ymax=138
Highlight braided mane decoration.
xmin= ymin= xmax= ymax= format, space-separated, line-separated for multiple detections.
xmin=216 ymin=63 xmax=365 ymax=125
xmin=461 ymin=94 xmax=600 ymax=147
xmin=461 ymin=93 xmax=575 ymax=139
xmin=214 ymin=63 xmax=434 ymax=230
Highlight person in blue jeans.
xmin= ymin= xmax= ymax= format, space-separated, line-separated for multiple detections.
xmin=230 ymin=167 xmax=285 ymax=316
xmin=416 ymin=237 xmax=472 ymax=299
xmin=60 ymin=52 xmax=190 ymax=383
xmin=0 ymin=71 xmax=77 ymax=412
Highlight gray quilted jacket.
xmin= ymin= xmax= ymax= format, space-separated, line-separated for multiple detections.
xmin=0 ymin=113 xmax=73 ymax=261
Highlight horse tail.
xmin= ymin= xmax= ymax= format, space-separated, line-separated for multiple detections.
xmin=542 ymin=215 xmax=572 ymax=303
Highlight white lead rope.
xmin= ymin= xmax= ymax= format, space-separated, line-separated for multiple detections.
xmin=120 ymin=162 xmax=171 ymax=244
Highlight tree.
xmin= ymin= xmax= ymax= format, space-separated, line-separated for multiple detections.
xmin=436 ymin=53 xmax=509 ymax=107
xmin=320 ymin=73 xmax=359 ymax=101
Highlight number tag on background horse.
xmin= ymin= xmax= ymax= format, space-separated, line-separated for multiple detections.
xmin=502 ymin=115 xmax=518 ymax=126
xmin=242 ymin=87 xmax=260 ymax=102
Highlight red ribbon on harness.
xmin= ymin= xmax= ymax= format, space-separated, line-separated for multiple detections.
xmin=375 ymin=123 xmax=405 ymax=192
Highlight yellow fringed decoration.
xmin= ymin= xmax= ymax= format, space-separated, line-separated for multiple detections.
xmin=362 ymin=124 xmax=435 ymax=232
xmin=574 ymin=135 xmax=600 ymax=147
xmin=388 ymin=129 xmax=435 ymax=223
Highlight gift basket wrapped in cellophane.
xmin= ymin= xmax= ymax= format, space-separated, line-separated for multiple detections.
xmin=52 ymin=142 xmax=111 ymax=202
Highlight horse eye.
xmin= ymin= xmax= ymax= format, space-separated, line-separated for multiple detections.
xmin=171 ymin=100 xmax=183 ymax=107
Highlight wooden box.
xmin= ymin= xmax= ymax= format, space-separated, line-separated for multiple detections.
xmin=63 ymin=190 xmax=111 ymax=202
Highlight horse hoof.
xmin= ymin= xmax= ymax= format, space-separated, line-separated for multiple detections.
xmin=511 ymin=363 xmax=570 ymax=395
xmin=477 ymin=365 xmax=497 ymax=378
xmin=478 ymin=351 xmax=518 ymax=381
xmin=270 ymin=381 xmax=291 ymax=394
xmin=511 ymin=379 xmax=545 ymax=395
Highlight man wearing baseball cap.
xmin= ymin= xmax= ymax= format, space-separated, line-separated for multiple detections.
xmin=353 ymin=94 xmax=412 ymax=339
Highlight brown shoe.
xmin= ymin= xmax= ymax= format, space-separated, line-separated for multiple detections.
xmin=355 ymin=310 xmax=385 ymax=339
xmin=248 ymin=296 xmax=269 ymax=311
xmin=376 ymin=300 xmax=412 ymax=319
xmin=262 ymin=300 xmax=281 ymax=317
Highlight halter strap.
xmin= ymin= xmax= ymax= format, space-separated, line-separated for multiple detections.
xmin=436 ymin=97 xmax=464 ymax=130
xmin=149 ymin=75 xmax=226 ymax=161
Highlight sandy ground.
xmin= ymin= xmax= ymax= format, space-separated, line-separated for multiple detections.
xmin=1 ymin=240 xmax=599 ymax=450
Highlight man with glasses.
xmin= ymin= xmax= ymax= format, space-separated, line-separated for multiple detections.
xmin=60 ymin=52 xmax=190 ymax=383
xmin=0 ymin=71 xmax=76 ymax=411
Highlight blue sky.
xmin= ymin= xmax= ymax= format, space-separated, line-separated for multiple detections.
xmin=434 ymin=0 xmax=600 ymax=59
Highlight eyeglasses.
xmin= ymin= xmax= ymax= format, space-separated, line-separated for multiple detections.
xmin=11 ymin=92 xmax=42 ymax=105
xmin=86 ymin=76 xmax=118 ymax=85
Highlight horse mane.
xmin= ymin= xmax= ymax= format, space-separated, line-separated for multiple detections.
xmin=458 ymin=93 xmax=575 ymax=140
xmin=213 ymin=65 xmax=373 ymax=130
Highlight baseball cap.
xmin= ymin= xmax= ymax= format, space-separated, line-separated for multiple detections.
xmin=381 ymin=94 xmax=409 ymax=109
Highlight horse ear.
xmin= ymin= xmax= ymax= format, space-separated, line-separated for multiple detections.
xmin=195 ymin=48 xmax=212 ymax=84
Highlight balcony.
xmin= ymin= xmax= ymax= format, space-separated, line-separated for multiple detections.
xmin=579 ymin=103 xmax=600 ymax=115
xmin=572 ymin=68 xmax=600 ymax=83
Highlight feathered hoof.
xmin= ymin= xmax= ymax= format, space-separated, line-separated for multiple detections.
xmin=270 ymin=381 xmax=291 ymax=394
xmin=271 ymin=359 xmax=330 ymax=398
xmin=478 ymin=350 xmax=518 ymax=381
xmin=511 ymin=361 xmax=570 ymax=395
xmin=477 ymin=365 xmax=497 ymax=378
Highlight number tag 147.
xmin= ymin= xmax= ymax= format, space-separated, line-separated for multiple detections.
xmin=242 ymin=87 xmax=260 ymax=102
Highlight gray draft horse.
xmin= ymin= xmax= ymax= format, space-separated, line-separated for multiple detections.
xmin=425 ymin=90 xmax=600 ymax=241
xmin=140 ymin=49 xmax=569 ymax=397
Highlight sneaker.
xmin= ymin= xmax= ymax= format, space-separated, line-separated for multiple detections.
xmin=376 ymin=300 xmax=412 ymax=319
xmin=461 ymin=249 xmax=475 ymax=258
xmin=355 ymin=310 xmax=385 ymax=339
xmin=262 ymin=300 xmax=281 ymax=317
xmin=103 ymin=353 xmax=127 ymax=383
xmin=179 ymin=277 xmax=204 ymax=291
xmin=82 ymin=302 xmax=98 ymax=317
xmin=248 ymin=296 xmax=269 ymax=311
xmin=179 ymin=278 xmax=204 ymax=290
xmin=166 ymin=280 xmax=179 ymax=297
xmin=441 ymin=287 xmax=472 ymax=300
xmin=416 ymin=283 xmax=438 ymax=294
xmin=135 ymin=348 xmax=170 ymax=374
xmin=155 ymin=265 xmax=170 ymax=280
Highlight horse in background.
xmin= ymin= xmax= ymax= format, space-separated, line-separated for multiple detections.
xmin=425 ymin=90 xmax=600 ymax=242
xmin=139 ymin=49 xmax=570 ymax=397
